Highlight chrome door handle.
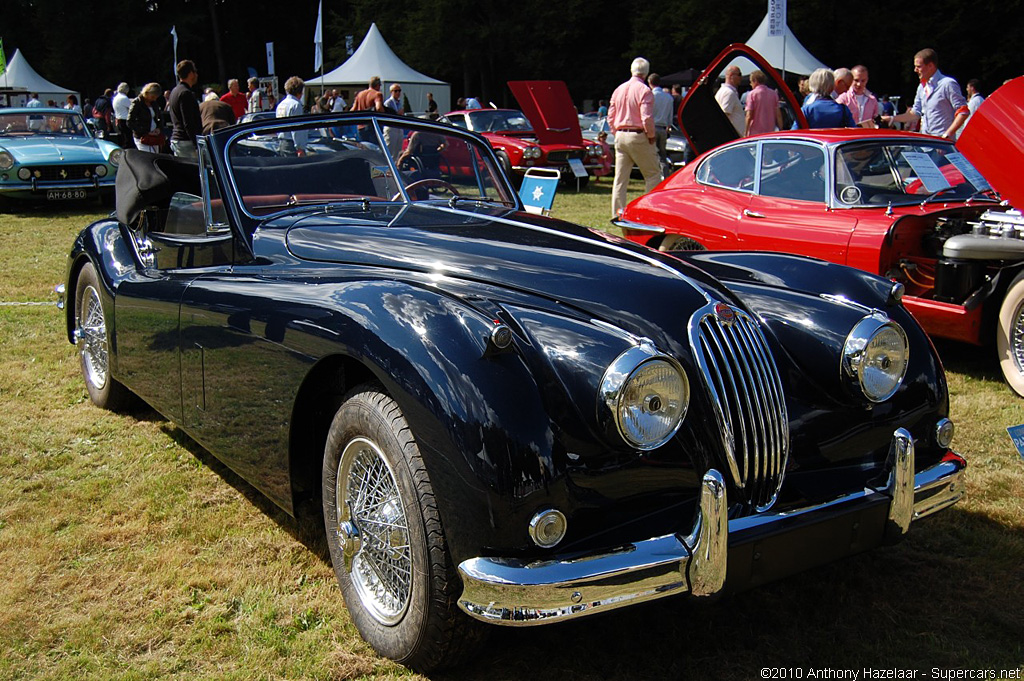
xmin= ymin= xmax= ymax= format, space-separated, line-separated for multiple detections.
xmin=743 ymin=209 xmax=766 ymax=219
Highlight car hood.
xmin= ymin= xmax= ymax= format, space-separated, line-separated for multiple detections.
xmin=507 ymin=81 xmax=585 ymax=147
xmin=957 ymin=76 xmax=1024 ymax=208
xmin=1 ymin=135 xmax=111 ymax=163
xmin=283 ymin=203 xmax=719 ymax=345
xmin=677 ymin=43 xmax=807 ymax=156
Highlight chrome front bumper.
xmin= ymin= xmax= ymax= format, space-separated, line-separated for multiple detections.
xmin=457 ymin=428 xmax=965 ymax=626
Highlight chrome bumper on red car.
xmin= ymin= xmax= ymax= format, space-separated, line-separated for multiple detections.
xmin=457 ymin=428 xmax=966 ymax=625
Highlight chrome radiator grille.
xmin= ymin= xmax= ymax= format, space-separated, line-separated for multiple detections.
xmin=690 ymin=302 xmax=789 ymax=511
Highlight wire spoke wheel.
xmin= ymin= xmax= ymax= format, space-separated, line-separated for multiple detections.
xmin=338 ymin=436 xmax=412 ymax=625
xmin=77 ymin=284 xmax=109 ymax=390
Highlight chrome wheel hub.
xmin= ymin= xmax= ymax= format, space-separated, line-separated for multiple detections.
xmin=1012 ymin=301 xmax=1024 ymax=376
xmin=337 ymin=436 xmax=412 ymax=626
xmin=77 ymin=285 xmax=109 ymax=390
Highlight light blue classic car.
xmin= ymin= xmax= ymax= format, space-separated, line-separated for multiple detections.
xmin=0 ymin=107 xmax=122 ymax=204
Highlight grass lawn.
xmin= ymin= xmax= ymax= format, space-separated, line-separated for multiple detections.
xmin=0 ymin=189 xmax=1022 ymax=680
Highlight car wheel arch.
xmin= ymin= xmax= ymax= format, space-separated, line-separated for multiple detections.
xmin=281 ymin=293 xmax=558 ymax=561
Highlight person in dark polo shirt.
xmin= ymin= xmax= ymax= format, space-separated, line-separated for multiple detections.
xmin=168 ymin=60 xmax=201 ymax=158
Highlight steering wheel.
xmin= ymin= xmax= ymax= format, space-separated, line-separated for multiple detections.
xmin=393 ymin=178 xmax=460 ymax=201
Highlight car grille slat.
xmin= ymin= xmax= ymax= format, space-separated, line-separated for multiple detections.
xmin=546 ymin=150 xmax=584 ymax=164
xmin=691 ymin=303 xmax=790 ymax=511
xmin=26 ymin=165 xmax=99 ymax=182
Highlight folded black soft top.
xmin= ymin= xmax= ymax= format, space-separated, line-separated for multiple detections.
xmin=115 ymin=149 xmax=200 ymax=225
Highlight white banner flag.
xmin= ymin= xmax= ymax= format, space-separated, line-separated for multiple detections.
xmin=768 ymin=0 xmax=787 ymax=36
xmin=266 ymin=42 xmax=275 ymax=76
xmin=314 ymin=1 xmax=323 ymax=72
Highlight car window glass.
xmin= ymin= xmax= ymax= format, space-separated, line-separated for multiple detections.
xmin=229 ymin=119 xmax=395 ymax=215
xmin=227 ymin=118 xmax=514 ymax=214
xmin=834 ymin=141 xmax=973 ymax=206
xmin=696 ymin=144 xmax=756 ymax=191
xmin=197 ymin=144 xmax=230 ymax=230
xmin=469 ymin=110 xmax=533 ymax=133
xmin=0 ymin=112 xmax=87 ymax=136
xmin=758 ymin=142 xmax=825 ymax=202
xmin=446 ymin=114 xmax=467 ymax=129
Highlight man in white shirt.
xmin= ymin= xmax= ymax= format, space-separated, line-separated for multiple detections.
xmin=276 ymin=76 xmax=307 ymax=155
xmin=331 ymin=89 xmax=347 ymax=112
xmin=112 ymin=82 xmax=132 ymax=148
xmin=382 ymin=83 xmax=405 ymax=158
xmin=715 ymin=66 xmax=744 ymax=135
xmin=26 ymin=93 xmax=43 ymax=108
xmin=247 ymin=77 xmax=264 ymax=113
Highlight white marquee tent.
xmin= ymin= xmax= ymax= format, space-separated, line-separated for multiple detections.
xmin=725 ymin=12 xmax=829 ymax=77
xmin=307 ymin=23 xmax=450 ymax=115
xmin=2 ymin=49 xmax=78 ymax=105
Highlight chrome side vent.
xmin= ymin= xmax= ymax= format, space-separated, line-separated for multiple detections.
xmin=690 ymin=302 xmax=790 ymax=511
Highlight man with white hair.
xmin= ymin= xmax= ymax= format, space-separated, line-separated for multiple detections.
xmin=608 ymin=57 xmax=662 ymax=218
xmin=832 ymin=68 xmax=853 ymax=100
xmin=112 ymin=82 xmax=132 ymax=148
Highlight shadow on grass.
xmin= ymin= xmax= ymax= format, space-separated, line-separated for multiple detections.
xmin=932 ymin=338 xmax=1004 ymax=385
xmin=147 ymin=411 xmax=1024 ymax=678
xmin=433 ymin=507 xmax=1023 ymax=680
xmin=157 ymin=421 xmax=332 ymax=565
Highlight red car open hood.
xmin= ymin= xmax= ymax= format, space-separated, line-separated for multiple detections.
xmin=507 ymin=80 xmax=584 ymax=146
xmin=957 ymin=76 xmax=1024 ymax=208
xmin=677 ymin=43 xmax=807 ymax=156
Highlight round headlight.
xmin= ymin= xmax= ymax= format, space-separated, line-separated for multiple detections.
xmin=525 ymin=146 xmax=541 ymax=159
xmin=108 ymin=148 xmax=123 ymax=167
xmin=18 ymin=167 xmax=32 ymax=180
xmin=601 ymin=344 xmax=689 ymax=450
xmin=842 ymin=315 xmax=909 ymax=402
xmin=0 ymin=151 xmax=13 ymax=171
xmin=935 ymin=418 xmax=955 ymax=448
xmin=95 ymin=165 xmax=107 ymax=177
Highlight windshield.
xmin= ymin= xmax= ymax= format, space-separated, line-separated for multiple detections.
xmin=834 ymin=141 xmax=992 ymax=207
xmin=467 ymin=110 xmax=533 ymax=133
xmin=0 ymin=111 xmax=90 ymax=137
xmin=227 ymin=117 xmax=514 ymax=216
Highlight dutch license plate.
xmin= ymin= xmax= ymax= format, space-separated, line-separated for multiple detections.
xmin=46 ymin=189 xmax=88 ymax=200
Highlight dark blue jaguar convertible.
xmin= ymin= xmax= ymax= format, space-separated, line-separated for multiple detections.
xmin=62 ymin=112 xmax=965 ymax=671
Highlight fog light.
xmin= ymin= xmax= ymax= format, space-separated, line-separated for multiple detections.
xmin=529 ymin=509 xmax=567 ymax=548
xmin=935 ymin=418 xmax=954 ymax=448
xmin=95 ymin=165 xmax=107 ymax=177
xmin=18 ymin=167 xmax=31 ymax=180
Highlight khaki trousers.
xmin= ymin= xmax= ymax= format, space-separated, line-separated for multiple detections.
xmin=611 ymin=131 xmax=663 ymax=217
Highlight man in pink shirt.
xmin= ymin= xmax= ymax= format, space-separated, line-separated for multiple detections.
xmin=836 ymin=65 xmax=879 ymax=126
xmin=608 ymin=56 xmax=663 ymax=217
xmin=744 ymin=70 xmax=783 ymax=137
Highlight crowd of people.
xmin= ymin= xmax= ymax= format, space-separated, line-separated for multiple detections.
xmin=604 ymin=47 xmax=988 ymax=217
xmin=715 ymin=47 xmax=984 ymax=141
xmin=69 ymin=60 xmax=452 ymax=159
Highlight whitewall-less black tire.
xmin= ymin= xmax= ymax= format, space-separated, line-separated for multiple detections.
xmin=321 ymin=385 xmax=483 ymax=670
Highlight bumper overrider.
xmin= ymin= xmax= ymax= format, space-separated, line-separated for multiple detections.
xmin=457 ymin=428 xmax=965 ymax=625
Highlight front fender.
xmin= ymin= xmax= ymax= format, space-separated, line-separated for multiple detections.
xmin=280 ymin=277 xmax=564 ymax=562
xmin=64 ymin=218 xmax=138 ymax=344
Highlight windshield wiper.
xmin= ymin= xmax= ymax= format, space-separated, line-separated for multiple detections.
xmin=446 ymin=196 xmax=516 ymax=209
xmin=920 ymin=187 xmax=955 ymax=208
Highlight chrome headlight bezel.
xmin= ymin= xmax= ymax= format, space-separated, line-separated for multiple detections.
xmin=0 ymin=150 xmax=14 ymax=171
xmin=842 ymin=314 xmax=909 ymax=402
xmin=600 ymin=343 xmax=690 ymax=450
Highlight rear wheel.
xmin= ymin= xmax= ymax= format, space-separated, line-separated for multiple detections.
xmin=659 ymin=235 xmax=706 ymax=252
xmin=997 ymin=273 xmax=1024 ymax=397
xmin=321 ymin=385 xmax=483 ymax=670
xmin=74 ymin=263 xmax=134 ymax=411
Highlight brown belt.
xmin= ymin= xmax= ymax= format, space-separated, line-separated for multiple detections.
xmin=617 ymin=127 xmax=645 ymax=133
